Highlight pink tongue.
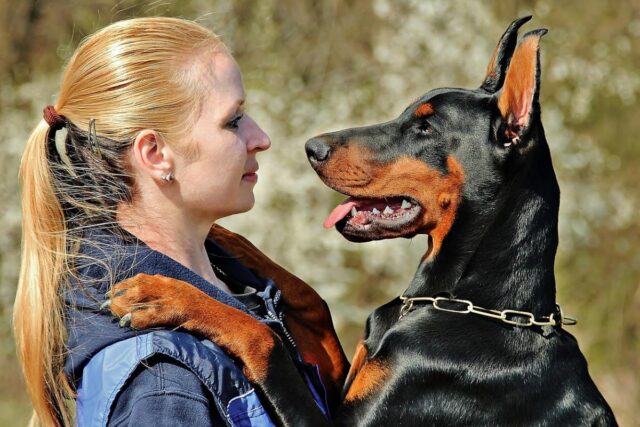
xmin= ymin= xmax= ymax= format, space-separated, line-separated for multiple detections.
xmin=323 ymin=200 xmax=357 ymax=229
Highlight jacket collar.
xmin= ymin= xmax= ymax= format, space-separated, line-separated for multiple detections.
xmin=63 ymin=226 xmax=269 ymax=384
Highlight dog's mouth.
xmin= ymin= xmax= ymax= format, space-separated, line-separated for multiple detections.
xmin=323 ymin=195 xmax=423 ymax=242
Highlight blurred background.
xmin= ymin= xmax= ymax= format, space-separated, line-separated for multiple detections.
xmin=1 ymin=0 xmax=638 ymax=425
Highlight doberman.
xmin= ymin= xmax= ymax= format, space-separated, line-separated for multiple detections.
xmin=107 ymin=16 xmax=617 ymax=426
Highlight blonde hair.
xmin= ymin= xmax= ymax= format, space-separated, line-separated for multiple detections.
xmin=15 ymin=17 xmax=223 ymax=426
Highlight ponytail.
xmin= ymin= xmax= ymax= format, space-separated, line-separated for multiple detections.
xmin=15 ymin=119 xmax=73 ymax=426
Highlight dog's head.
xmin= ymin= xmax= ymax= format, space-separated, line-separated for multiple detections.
xmin=307 ymin=16 xmax=548 ymax=259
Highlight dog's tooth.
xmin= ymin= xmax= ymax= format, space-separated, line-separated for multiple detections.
xmin=401 ymin=199 xmax=412 ymax=209
xmin=372 ymin=208 xmax=380 ymax=215
xmin=383 ymin=206 xmax=394 ymax=215
xmin=351 ymin=207 xmax=357 ymax=217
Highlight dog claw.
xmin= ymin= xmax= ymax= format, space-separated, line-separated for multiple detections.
xmin=99 ymin=299 xmax=111 ymax=312
xmin=119 ymin=313 xmax=132 ymax=328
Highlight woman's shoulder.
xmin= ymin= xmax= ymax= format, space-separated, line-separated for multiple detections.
xmin=80 ymin=330 xmax=254 ymax=398
xmin=108 ymin=353 xmax=225 ymax=426
xmin=77 ymin=331 xmax=263 ymax=426
xmin=122 ymin=353 xmax=212 ymax=398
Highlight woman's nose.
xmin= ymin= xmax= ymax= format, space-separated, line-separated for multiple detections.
xmin=246 ymin=116 xmax=271 ymax=152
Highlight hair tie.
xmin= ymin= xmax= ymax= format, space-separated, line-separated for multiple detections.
xmin=43 ymin=105 xmax=66 ymax=130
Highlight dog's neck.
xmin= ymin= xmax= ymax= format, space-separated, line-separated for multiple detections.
xmin=406 ymin=127 xmax=560 ymax=315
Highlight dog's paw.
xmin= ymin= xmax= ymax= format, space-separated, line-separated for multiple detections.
xmin=102 ymin=273 xmax=198 ymax=330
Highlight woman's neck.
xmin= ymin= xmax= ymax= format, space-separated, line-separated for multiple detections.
xmin=116 ymin=199 xmax=232 ymax=294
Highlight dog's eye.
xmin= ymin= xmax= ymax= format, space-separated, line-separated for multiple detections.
xmin=417 ymin=122 xmax=432 ymax=136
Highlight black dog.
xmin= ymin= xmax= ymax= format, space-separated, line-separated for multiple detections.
xmin=108 ymin=16 xmax=617 ymax=426
xmin=305 ymin=15 xmax=617 ymax=426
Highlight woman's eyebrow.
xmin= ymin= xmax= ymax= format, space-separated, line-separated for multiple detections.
xmin=223 ymin=99 xmax=245 ymax=117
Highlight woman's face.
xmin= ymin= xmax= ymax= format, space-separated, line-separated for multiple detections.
xmin=174 ymin=50 xmax=271 ymax=222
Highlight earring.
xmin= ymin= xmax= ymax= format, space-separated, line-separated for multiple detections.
xmin=161 ymin=171 xmax=174 ymax=183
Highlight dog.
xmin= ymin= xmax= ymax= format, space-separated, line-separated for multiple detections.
xmin=108 ymin=16 xmax=617 ymax=426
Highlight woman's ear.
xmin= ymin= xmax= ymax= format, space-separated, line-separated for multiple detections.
xmin=132 ymin=129 xmax=175 ymax=183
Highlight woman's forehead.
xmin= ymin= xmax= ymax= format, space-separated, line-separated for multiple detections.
xmin=198 ymin=50 xmax=245 ymax=110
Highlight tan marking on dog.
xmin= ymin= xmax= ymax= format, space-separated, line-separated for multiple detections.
xmin=344 ymin=340 xmax=368 ymax=392
xmin=438 ymin=193 xmax=451 ymax=209
xmin=344 ymin=357 xmax=391 ymax=402
xmin=415 ymin=102 xmax=434 ymax=118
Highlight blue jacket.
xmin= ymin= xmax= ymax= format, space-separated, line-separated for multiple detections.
xmin=64 ymin=228 xmax=329 ymax=426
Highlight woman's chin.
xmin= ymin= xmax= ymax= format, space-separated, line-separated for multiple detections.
xmin=239 ymin=198 xmax=255 ymax=213
xmin=226 ymin=194 xmax=256 ymax=216
xmin=242 ymin=191 xmax=256 ymax=210
xmin=203 ymin=191 xmax=256 ymax=222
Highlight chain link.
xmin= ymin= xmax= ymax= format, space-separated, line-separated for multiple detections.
xmin=399 ymin=296 xmax=577 ymax=328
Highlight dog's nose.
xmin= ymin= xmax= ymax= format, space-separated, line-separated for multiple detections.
xmin=305 ymin=137 xmax=331 ymax=164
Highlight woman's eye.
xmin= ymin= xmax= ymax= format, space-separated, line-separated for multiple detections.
xmin=226 ymin=113 xmax=244 ymax=130
xmin=417 ymin=122 xmax=432 ymax=136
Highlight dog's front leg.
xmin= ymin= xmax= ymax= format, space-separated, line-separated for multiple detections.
xmin=105 ymin=274 xmax=331 ymax=427
xmin=208 ymin=224 xmax=349 ymax=410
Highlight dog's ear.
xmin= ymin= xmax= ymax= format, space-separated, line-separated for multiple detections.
xmin=480 ymin=16 xmax=532 ymax=93
xmin=496 ymin=29 xmax=547 ymax=145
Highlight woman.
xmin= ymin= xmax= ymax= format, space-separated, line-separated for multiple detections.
xmin=15 ymin=17 xmax=345 ymax=426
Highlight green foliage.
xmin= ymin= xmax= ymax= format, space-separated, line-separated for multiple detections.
xmin=1 ymin=0 xmax=637 ymax=424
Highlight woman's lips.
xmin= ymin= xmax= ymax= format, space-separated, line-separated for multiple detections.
xmin=242 ymin=172 xmax=258 ymax=183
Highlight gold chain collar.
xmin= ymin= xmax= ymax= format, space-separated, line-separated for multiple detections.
xmin=399 ymin=295 xmax=577 ymax=328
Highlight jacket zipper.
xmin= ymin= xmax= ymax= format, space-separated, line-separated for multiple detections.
xmin=264 ymin=288 xmax=298 ymax=352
